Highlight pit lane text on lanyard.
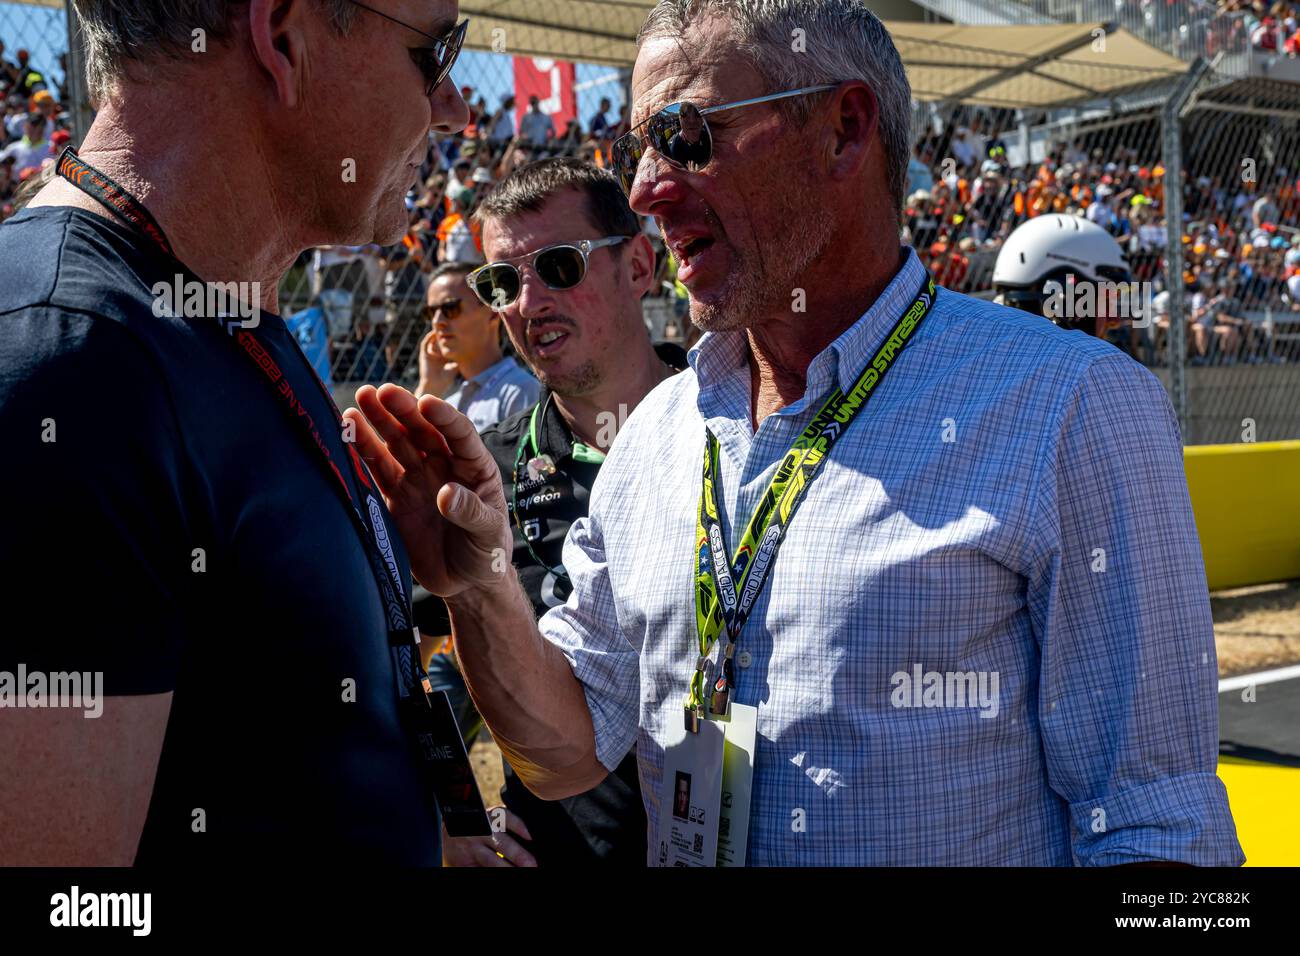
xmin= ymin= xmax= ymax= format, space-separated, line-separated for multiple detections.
xmin=687 ymin=273 xmax=937 ymax=731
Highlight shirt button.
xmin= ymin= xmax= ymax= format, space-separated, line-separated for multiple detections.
xmin=737 ymin=650 xmax=753 ymax=669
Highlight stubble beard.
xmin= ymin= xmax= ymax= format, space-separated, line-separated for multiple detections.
xmin=523 ymin=318 xmax=603 ymax=397
xmin=687 ymin=186 xmax=836 ymax=335
xmin=535 ymin=358 xmax=602 ymax=397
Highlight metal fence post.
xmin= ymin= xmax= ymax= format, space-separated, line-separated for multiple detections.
xmin=1162 ymin=57 xmax=1213 ymax=441
xmin=63 ymin=0 xmax=92 ymax=143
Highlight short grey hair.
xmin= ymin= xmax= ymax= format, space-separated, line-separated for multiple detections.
xmin=72 ymin=0 xmax=358 ymax=104
xmin=638 ymin=0 xmax=912 ymax=225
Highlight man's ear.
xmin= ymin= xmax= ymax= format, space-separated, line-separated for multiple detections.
xmin=826 ymin=81 xmax=879 ymax=182
xmin=247 ymin=0 xmax=314 ymax=109
xmin=627 ymin=233 xmax=657 ymax=298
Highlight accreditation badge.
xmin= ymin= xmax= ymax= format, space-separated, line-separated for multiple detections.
xmin=716 ymin=703 xmax=757 ymax=868
xmin=405 ymin=686 xmax=492 ymax=838
xmin=656 ymin=716 xmax=724 ymax=866
xmin=654 ymin=703 xmax=758 ymax=867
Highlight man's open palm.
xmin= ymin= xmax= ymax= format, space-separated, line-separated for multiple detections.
xmin=343 ymin=384 xmax=511 ymax=597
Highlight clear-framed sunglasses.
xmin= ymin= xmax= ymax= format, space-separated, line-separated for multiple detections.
xmin=611 ymin=85 xmax=840 ymax=194
xmin=467 ymin=236 xmax=630 ymax=311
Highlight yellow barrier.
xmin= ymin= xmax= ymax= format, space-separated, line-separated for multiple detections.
xmin=1218 ymin=758 xmax=1300 ymax=866
xmin=1184 ymin=441 xmax=1300 ymax=591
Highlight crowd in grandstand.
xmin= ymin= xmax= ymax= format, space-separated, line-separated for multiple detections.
xmin=904 ymin=112 xmax=1300 ymax=366
xmin=0 ymin=41 xmax=70 ymax=219
xmin=1223 ymin=0 xmax=1300 ymax=54
xmin=279 ymin=85 xmax=678 ymax=388
xmin=5 ymin=40 xmax=1297 ymax=377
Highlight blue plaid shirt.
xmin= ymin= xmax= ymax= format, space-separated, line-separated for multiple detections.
xmin=445 ymin=356 xmax=540 ymax=433
xmin=538 ymin=248 xmax=1243 ymax=866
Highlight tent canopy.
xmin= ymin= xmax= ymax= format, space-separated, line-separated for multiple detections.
xmin=460 ymin=2 xmax=1190 ymax=108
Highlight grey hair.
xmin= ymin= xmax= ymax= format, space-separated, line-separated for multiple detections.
xmin=638 ymin=0 xmax=912 ymax=226
xmin=72 ymin=0 xmax=358 ymax=104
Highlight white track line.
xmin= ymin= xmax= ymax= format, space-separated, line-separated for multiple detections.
xmin=1219 ymin=664 xmax=1300 ymax=694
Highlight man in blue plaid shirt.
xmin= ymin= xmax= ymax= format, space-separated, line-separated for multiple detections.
xmin=349 ymin=0 xmax=1243 ymax=865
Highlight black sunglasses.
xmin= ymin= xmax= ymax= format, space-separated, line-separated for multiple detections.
xmin=611 ymin=85 xmax=839 ymax=195
xmin=467 ymin=237 xmax=629 ymax=311
xmin=347 ymin=1 xmax=468 ymax=97
xmin=424 ymin=298 xmax=464 ymax=322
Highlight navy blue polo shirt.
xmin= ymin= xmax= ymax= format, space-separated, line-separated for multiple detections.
xmin=0 ymin=206 xmax=440 ymax=865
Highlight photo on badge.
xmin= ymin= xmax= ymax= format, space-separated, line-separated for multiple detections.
xmin=673 ymin=771 xmax=692 ymax=821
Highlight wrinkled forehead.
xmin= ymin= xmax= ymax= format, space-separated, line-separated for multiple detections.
xmin=629 ymin=22 xmax=761 ymax=130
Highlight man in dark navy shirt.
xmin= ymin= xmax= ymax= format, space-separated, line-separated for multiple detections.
xmin=0 ymin=0 xmax=469 ymax=865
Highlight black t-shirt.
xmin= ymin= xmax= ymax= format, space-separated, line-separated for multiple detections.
xmin=0 ymin=206 xmax=441 ymax=865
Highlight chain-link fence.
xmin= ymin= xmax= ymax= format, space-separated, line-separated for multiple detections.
xmin=12 ymin=1 xmax=1298 ymax=441
xmin=905 ymin=52 xmax=1300 ymax=443
xmin=1175 ymin=77 xmax=1300 ymax=442
xmin=272 ymin=22 xmax=672 ymax=408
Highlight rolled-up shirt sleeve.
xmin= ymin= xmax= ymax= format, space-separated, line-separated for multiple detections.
xmin=538 ymin=503 xmax=640 ymax=773
xmin=1027 ymin=353 xmax=1244 ymax=866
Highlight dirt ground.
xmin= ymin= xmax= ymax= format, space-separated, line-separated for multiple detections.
xmin=467 ymin=580 xmax=1300 ymax=806
xmin=1212 ymin=580 xmax=1300 ymax=676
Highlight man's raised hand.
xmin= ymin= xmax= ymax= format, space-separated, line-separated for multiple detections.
xmin=343 ymin=384 xmax=511 ymax=597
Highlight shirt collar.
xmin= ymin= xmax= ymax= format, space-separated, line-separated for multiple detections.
xmin=467 ymin=355 xmax=516 ymax=387
xmin=687 ymin=247 xmax=928 ymax=417
xmin=535 ymin=388 xmax=572 ymax=458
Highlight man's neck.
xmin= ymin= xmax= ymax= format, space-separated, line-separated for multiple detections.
xmin=553 ymin=343 xmax=672 ymax=454
xmin=747 ymin=245 xmax=908 ymax=429
xmin=456 ymin=348 xmax=503 ymax=382
xmin=29 ymin=91 xmax=299 ymax=315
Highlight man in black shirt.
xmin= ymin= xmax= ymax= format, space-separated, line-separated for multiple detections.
xmin=0 ymin=0 xmax=470 ymax=865
xmin=436 ymin=158 xmax=682 ymax=866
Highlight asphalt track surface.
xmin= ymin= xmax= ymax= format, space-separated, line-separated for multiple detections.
xmin=1217 ymin=670 xmax=1300 ymax=866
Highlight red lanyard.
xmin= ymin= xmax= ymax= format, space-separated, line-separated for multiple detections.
xmin=56 ymin=146 xmax=422 ymax=694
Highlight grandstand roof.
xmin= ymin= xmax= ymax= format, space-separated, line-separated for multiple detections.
xmin=457 ymin=2 xmax=1190 ymax=108
xmin=22 ymin=0 xmax=1191 ymax=108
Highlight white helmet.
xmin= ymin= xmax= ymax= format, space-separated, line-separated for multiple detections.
xmin=992 ymin=213 xmax=1130 ymax=326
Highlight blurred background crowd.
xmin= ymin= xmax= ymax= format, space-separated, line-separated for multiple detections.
xmin=0 ymin=38 xmax=69 ymax=215
xmin=6 ymin=7 xmax=1300 ymax=394
xmin=904 ymin=109 xmax=1300 ymax=367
